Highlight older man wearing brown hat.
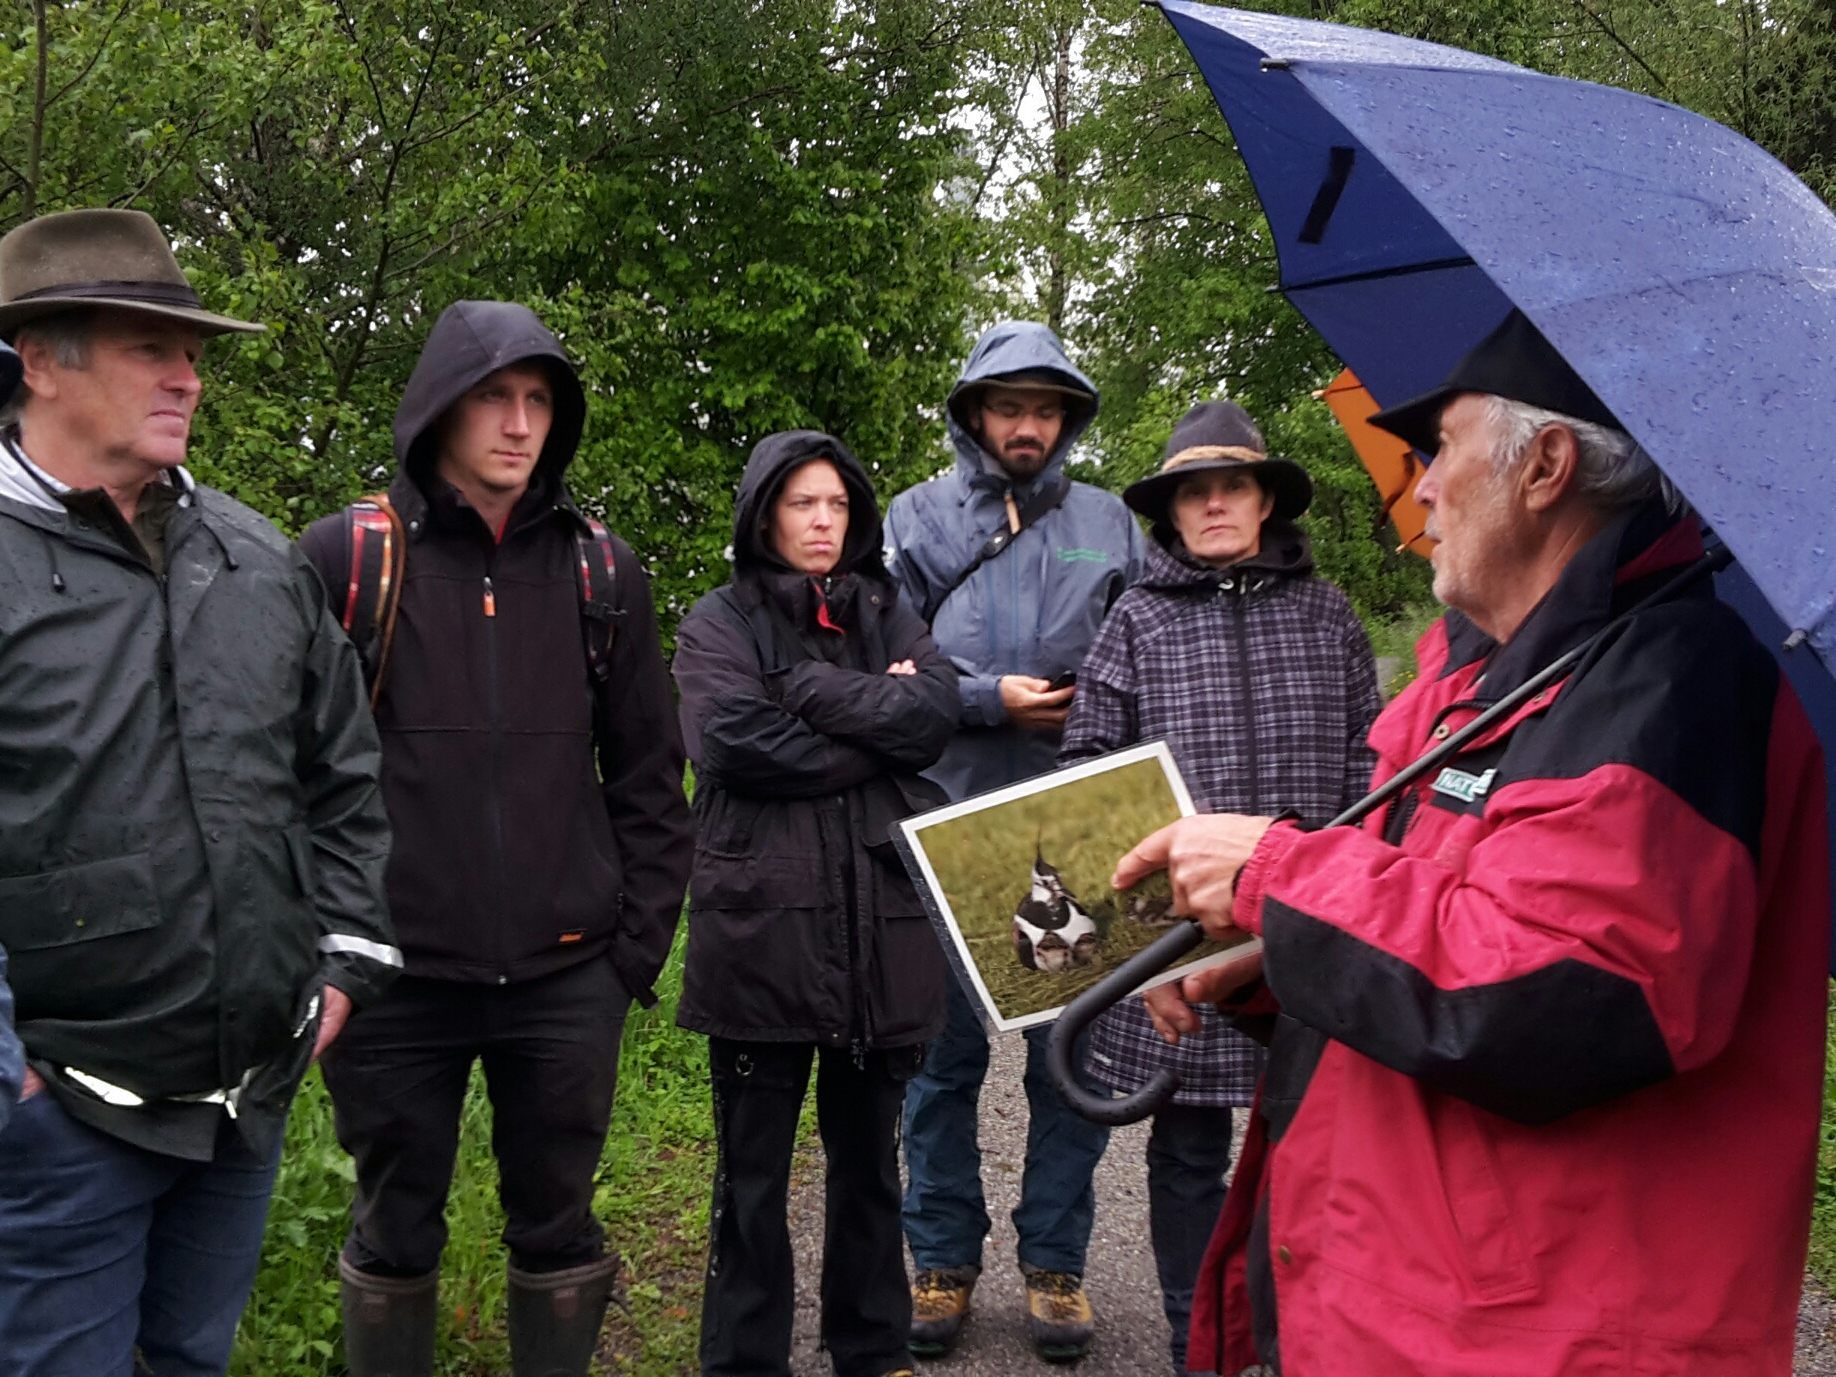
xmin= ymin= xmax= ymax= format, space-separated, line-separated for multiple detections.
xmin=0 ymin=208 xmax=397 ymax=1377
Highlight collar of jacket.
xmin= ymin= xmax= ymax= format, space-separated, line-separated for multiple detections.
xmin=386 ymin=466 xmax=592 ymax=546
xmin=949 ymin=441 xmax=1072 ymax=502
xmin=0 ymin=431 xmax=194 ymax=514
xmin=1454 ymin=498 xmax=1704 ymax=704
xmin=1137 ymin=521 xmax=1315 ymax=595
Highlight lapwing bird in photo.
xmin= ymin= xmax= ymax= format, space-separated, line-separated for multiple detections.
xmin=1012 ymin=845 xmax=1102 ymax=971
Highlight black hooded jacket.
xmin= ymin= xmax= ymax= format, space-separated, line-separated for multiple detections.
xmin=300 ymin=301 xmax=691 ymax=1002
xmin=671 ymin=431 xmax=957 ymax=1046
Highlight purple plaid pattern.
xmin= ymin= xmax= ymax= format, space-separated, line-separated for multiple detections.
xmin=1062 ymin=537 xmax=1380 ymax=1105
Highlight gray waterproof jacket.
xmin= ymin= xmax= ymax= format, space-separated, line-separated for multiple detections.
xmin=0 ymin=446 xmax=395 ymax=1158
xmin=884 ymin=321 xmax=1144 ymax=801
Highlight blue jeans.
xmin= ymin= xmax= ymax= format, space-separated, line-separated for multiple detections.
xmin=902 ymin=978 xmax=1111 ymax=1276
xmin=0 ymin=1091 xmax=281 ymax=1377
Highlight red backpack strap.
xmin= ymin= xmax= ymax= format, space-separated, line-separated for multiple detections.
xmin=341 ymin=495 xmax=408 ymax=708
xmin=575 ymin=518 xmax=620 ymax=685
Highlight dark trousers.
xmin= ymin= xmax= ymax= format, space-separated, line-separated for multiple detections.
xmin=0 ymin=1094 xmax=281 ymax=1377
xmin=700 ymin=1039 xmax=919 ymax=1377
xmin=320 ymin=958 xmax=630 ymax=1276
xmin=1145 ymin=1105 xmax=1235 ymax=1373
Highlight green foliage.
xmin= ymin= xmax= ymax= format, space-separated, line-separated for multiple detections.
xmin=0 ymin=0 xmax=990 ymax=626
xmin=967 ymin=0 xmax=1434 ymax=623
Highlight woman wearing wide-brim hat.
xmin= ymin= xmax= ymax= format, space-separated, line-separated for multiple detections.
xmin=1060 ymin=400 xmax=1381 ymax=1376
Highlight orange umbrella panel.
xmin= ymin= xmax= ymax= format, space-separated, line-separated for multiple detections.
xmin=1320 ymin=369 xmax=1434 ymax=557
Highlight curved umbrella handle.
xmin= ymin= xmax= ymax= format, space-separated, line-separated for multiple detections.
xmin=1045 ymin=920 xmax=1206 ymax=1127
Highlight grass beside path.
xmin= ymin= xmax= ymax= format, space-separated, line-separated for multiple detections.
xmin=1811 ymin=987 xmax=1836 ymax=1290
xmin=230 ymin=933 xmax=713 ymax=1377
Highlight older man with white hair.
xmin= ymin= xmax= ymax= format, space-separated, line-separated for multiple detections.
xmin=1119 ymin=310 xmax=1829 ymax=1377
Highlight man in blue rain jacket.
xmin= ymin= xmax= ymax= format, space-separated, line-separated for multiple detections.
xmin=886 ymin=320 xmax=1144 ymax=1361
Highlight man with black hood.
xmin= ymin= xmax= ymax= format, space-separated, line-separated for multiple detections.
xmin=300 ymin=301 xmax=692 ymax=1377
xmin=885 ymin=321 xmax=1144 ymax=1361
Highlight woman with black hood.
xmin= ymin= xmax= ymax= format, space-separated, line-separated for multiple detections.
xmin=672 ymin=430 xmax=958 ymax=1377
xmin=1060 ymin=401 xmax=1381 ymax=1376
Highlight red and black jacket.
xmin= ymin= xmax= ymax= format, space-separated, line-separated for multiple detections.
xmin=1191 ymin=502 xmax=1830 ymax=1375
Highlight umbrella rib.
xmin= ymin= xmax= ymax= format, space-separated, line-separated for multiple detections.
xmin=1280 ymin=254 xmax=1476 ymax=294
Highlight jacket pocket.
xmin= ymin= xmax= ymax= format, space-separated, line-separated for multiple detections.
xmin=1432 ymin=1097 xmax=1540 ymax=1304
xmin=0 ymin=852 xmax=161 ymax=952
xmin=865 ymin=908 xmax=946 ymax=1045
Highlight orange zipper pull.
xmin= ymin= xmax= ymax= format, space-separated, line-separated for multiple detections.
xmin=482 ymin=576 xmax=496 ymax=618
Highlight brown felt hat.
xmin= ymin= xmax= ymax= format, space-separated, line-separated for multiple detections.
xmin=0 ymin=209 xmax=264 ymax=338
xmin=1123 ymin=400 xmax=1312 ymax=530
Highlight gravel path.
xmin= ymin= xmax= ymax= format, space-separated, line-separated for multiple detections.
xmin=783 ymin=1031 xmax=1220 ymax=1377
xmin=776 ymin=1029 xmax=1836 ymax=1376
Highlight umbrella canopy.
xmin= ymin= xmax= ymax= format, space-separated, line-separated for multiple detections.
xmin=1319 ymin=368 xmax=1432 ymax=556
xmin=1154 ymin=0 xmax=1836 ymax=960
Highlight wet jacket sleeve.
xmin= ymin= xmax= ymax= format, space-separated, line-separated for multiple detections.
xmin=883 ymin=491 xmax=1008 ymax=728
xmin=1230 ymin=611 xmax=1812 ymax=1124
xmin=673 ymin=602 xmax=892 ymax=798
xmin=0 ymin=945 xmax=20 ymax=1134
xmin=775 ymin=602 xmax=959 ymax=771
xmin=593 ymin=542 xmax=691 ymax=1006
xmin=290 ymin=556 xmax=399 ymax=1007
xmin=1059 ymin=603 xmax=1137 ymax=765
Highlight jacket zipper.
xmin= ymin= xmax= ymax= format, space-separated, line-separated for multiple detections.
xmin=837 ymin=801 xmax=871 ymax=1061
xmin=1224 ymin=578 xmax=1262 ymax=811
xmin=482 ymin=567 xmax=510 ymax=981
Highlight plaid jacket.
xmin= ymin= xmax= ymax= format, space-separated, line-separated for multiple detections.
xmin=1061 ymin=525 xmax=1379 ymax=1105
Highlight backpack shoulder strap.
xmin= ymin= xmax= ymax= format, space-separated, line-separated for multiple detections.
xmin=339 ymin=495 xmax=407 ymax=708
xmin=919 ymin=471 xmax=1071 ymax=624
xmin=575 ymin=518 xmax=621 ymax=685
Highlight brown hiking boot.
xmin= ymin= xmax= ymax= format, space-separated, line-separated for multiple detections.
xmin=1021 ymin=1266 xmax=1094 ymax=1362
xmin=910 ymin=1265 xmax=978 ymax=1357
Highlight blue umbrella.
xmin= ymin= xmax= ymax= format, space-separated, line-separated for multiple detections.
xmin=1154 ymin=0 xmax=1836 ymax=963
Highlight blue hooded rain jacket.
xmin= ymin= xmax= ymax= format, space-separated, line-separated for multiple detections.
xmin=883 ymin=321 xmax=1144 ymax=801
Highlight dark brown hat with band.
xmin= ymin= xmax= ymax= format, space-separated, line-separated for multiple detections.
xmin=1123 ymin=400 xmax=1312 ymax=532
xmin=0 ymin=209 xmax=264 ymax=338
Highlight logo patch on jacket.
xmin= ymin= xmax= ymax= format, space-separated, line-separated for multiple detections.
xmin=1056 ymin=548 xmax=1110 ymax=564
xmin=1431 ymin=766 xmax=1496 ymax=804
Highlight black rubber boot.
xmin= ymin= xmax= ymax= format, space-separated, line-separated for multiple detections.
xmin=339 ymin=1255 xmax=438 ymax=1377
xmin=506 ymin=1256 xmax=619 ymax=1377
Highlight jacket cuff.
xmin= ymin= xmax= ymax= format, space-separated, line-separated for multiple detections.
xmin=959 ymin=673 xmax=1006 ymax=727
xmin=1232 ymin=821 xmax=1303 ymax=937
xmin=317 ymin=936 xmax=404 ymax=1009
